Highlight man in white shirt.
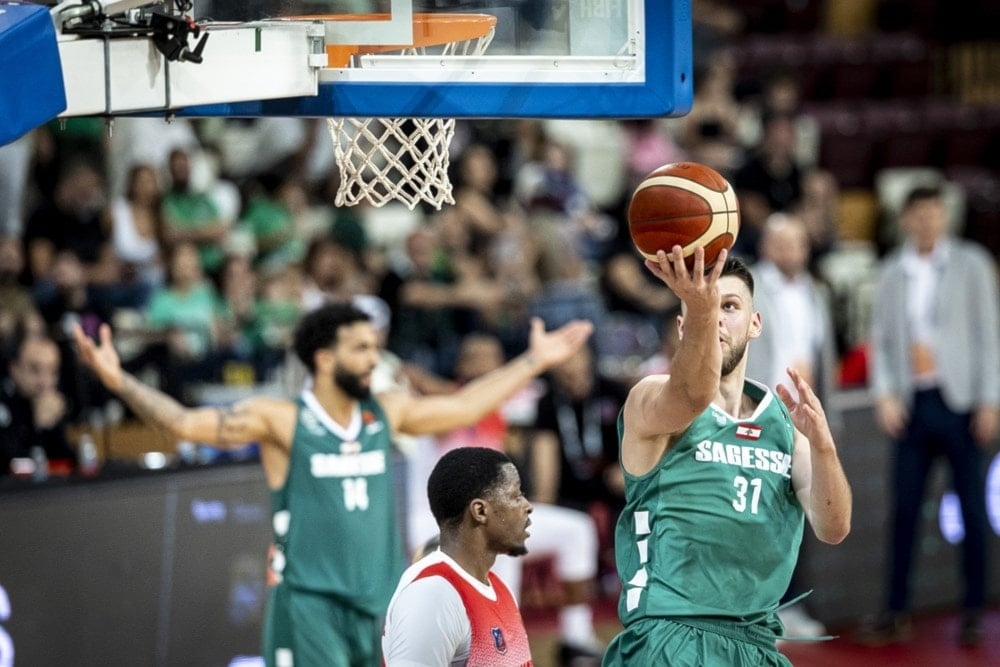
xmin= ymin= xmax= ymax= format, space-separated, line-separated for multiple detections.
xmin=383 ymin=447 xmax=534 ymax=666
xmin=747 ymin=213 xmax=837 ymax=402
xmin=864 ymin=185 xmax=999 ymax=646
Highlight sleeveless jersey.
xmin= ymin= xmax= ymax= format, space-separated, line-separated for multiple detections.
xmin=414 ymin=560 xmax=533 ymax=667
xmin=614 ymin=380 xmax=804 ymax=624
xmin=269 ymin=390 xmax=405 ymax=615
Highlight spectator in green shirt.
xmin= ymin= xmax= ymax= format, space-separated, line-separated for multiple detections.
xmin=238 ymin=173 xmax=306 ymax=274
xmin=161 ymin=148 xmax=231 ymax=276
xmin=144 ymin=241 xmax=220 ymax=402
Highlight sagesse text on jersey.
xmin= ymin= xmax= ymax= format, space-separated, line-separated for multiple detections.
xmin=693 ymin=440 xmax=792 ymax=478
xmin=310 ymin=450 xmax=387 ymax=478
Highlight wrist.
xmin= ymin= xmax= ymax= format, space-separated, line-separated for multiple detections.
xmin=110 ymin=371 xmax=129 ymax=395
xmin=809 ymin=434 xmax=838 ymax=456
xmin=522 ymin=352 xmax=541 ymax=372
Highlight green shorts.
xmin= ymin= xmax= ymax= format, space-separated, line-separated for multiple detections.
xmin=602 ymin=617 xmax=791 ymax=667
xmin=262 ymin=582 xmax=382 ymax=667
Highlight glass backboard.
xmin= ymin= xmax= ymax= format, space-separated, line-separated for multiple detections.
xmin=181 ymin=0 xmax=693 ymax=119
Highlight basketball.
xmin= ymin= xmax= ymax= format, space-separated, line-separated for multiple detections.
xmin=627 ymin=162 xmax=740 ymax=270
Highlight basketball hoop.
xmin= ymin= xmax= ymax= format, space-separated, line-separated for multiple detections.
xmin=302 ymin=14 xmax=497 ymax=210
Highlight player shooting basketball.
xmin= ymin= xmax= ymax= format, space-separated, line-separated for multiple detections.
xmin=602 ymin=245 xmax=852 ymax=666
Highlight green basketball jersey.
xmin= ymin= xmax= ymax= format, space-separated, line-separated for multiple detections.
xmin=270 ymin=391 xmax=405 ymax=616
xmin=613 ymin=380 xmax=804 ymax=624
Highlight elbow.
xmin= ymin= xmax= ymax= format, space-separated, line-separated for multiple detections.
xmin=819 ymin=528 xmax=850 ymax=546
xmin=816 ymin=517 xmax=851 ymax=545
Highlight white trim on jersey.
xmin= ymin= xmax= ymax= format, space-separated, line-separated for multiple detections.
xmin=711 ymin=379 xmax=775 ymax=422
xmin=383 ymin=551 xmax=499 ymax=667
xmin=300 ymin=389 xmax=362 ymax=440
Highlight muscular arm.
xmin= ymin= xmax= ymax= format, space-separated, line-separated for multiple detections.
xmin=790 ymin=430 xmax=852 ymax=544
xmin=781 ymin=367 xmax=851 ymax=544
xmin=621 ymin=248 xmax=725 ymax=475
xmin=382 ymin=353 xmax=543 ymax=436
xmin=115 ymin=372 xmax=281 ymax=449
xmin=625 ymin=298 xmax=720 ymax=441
xmin=382 ymin=318 xmax=592 ymax=436
xmin=74 ymin=322 xmax=284 ymax=449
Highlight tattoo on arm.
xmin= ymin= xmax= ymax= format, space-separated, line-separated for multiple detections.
xmin=118 ymin=372 xmax=187 ymax=437
xmin=216 ymin=406 xmax=255 ymax=446
xmin=217 ymin=407 xmax=229 ymax=444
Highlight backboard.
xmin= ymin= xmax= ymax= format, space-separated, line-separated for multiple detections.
xmin=1 ymin=0 xmax=692 ymax=148
xmin=176 ymin=0 xmax=694 ymax=120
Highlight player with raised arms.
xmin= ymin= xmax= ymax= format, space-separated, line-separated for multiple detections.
xmin=73 ymin=303 xmax=591 ymax=667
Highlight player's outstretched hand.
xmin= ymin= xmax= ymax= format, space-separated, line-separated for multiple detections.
xmin=527 ymin=317 xmax=594 ymax=370
xmin=775 ymin=366 xmax=833 ymax=447
xmin=645 ymin=245 xmax=726 ymax=312
xmin=73 ymin=323 xmax=124 ymax=393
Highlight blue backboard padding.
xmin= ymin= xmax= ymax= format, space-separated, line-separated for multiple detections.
xmin=176 ymin=0 xmax=692 ymax=119
xmin=0 ymin=2 xmax=66 ymax=146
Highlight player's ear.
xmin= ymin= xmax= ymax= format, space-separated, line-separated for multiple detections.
xmin=749 ymin=310 xmax=763 ymax=339
xmin=314 ymin=347 xmax=335 ymax=374
xmin=470 ymin=498 xmax=488 ymax=525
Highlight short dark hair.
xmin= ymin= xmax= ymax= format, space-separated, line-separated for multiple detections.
xmin=428 ymin=447 xmax=512 ymax=529
xmin=902 ymin=185 xmax=942 ymax=210
xmin=720 ymin=255 xmax=754 ymax=296
xmin=292 ymin=302 xmax=370 ymax=373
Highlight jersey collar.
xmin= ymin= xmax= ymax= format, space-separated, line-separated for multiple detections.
xmin=300 ymin=389 xmax=362 ymax=440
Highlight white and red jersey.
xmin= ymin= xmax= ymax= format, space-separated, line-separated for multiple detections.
xmin=382 ymin=551 xmax=533 ymax=667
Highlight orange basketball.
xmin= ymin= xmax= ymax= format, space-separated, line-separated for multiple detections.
xmin=627 ymin=162 xmax=740 ymax=270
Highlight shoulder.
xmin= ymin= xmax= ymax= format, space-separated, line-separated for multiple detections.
xmin=627 ymin=373 xmax=672 ymax=402
xmin=394 ymin=574 xmax=464 ymax=610
xmin=952 ymin=239 xmax=995 ymax=271
xmin=874 ymin=251 xmax=905 ymax=281
xmin=622 ymin=373 xmax=674 ymax=427
xmin=233 ymin=395 xmax=297 ymax=429
xmin=382 ymin=566 xmax=472 ymax=664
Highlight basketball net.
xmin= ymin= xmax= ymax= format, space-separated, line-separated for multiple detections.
xmin=329 ymin=117 xmax=455 ymax=210
xmin=327 ymin=22 xmax=495 ymax=210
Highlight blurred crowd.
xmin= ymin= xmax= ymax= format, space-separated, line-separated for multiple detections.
xmin=0 ymin=94 xmax=855 ymax=466
xmin=3 ymin=0 xmax=996 ymax=481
